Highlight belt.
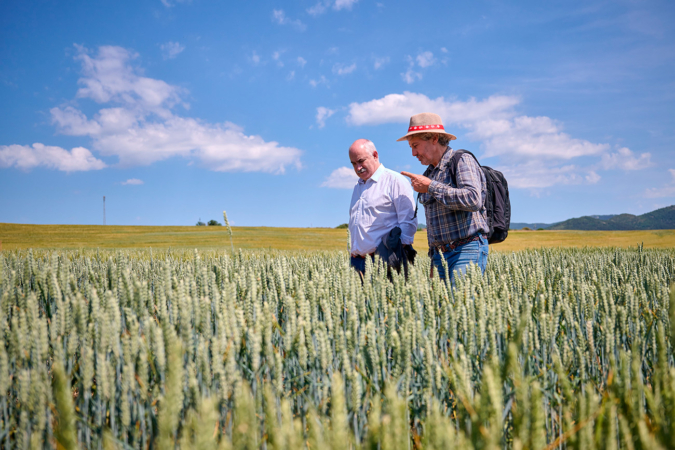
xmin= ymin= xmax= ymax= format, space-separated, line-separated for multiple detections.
xmin=434 ymin=233 xmax=486 ymax=253
xmin=351 ymin=252 xmax=375 ymax=259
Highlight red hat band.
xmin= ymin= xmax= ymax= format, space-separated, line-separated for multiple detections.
xmin=407 ymin=124 xmax=445 ymax=132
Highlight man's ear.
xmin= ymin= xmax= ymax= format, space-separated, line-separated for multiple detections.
xmin=373 ymin=150 xmax=379 ymax=160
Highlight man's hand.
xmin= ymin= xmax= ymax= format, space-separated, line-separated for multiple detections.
xmin=401 ymin=171 xmax=432 ymax=193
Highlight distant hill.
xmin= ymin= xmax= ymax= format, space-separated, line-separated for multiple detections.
xmin=548 ymin=205 xmax=675 ymax=230
xmin=510 ymin=222 xmax=553 ymax=230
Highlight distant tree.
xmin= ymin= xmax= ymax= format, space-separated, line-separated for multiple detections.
xmin=522 ymin=227 xmax=531 ymax=231
xmin=336 ymin=223 xmax=348 ymax=229
xmin=196 ymin=219 xmax=206 ymax=226
xmin=537 ymin=228 xmax=545 ymax=231
xmin=207 ymin=220 xmax=222 ymax=226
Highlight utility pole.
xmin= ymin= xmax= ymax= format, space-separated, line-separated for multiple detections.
xmin=103 ymin=196 xmax=106 ymax=226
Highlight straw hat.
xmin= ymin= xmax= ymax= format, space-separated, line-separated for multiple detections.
xmin=396 ymin=112 xmax=457 ymax=142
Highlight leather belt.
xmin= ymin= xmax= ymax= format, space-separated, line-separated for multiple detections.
xmin=434 ymin=233 xmax=486 ymax=253
xmin=351 ymin=252 xmax=375 ymax=259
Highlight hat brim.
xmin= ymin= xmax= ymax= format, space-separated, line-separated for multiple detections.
xmin=396 ymin=129 xmax=457 ymax=142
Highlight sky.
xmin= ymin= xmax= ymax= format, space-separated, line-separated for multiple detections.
xmin=1 ymin=0 xmax=674 ymax=228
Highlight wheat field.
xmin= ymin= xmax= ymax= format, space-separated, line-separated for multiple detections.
xmin=0 ymin=245 xmax=673 ymax=449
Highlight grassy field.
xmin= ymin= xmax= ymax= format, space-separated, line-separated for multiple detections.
xmin=2 ymin=222 xmax=675 ymax=252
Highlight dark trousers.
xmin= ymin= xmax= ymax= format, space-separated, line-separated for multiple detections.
xmin=350 ymin=254 xmax=374 ymax=275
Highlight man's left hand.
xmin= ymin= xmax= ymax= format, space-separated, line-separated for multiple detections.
xmin=401 ymin=171 xmax=432 ymax=193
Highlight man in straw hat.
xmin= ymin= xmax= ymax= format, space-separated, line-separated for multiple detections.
xmin=348 ymin=138 xmax=417 ymax=275
xmin=400 ymin=113 xmax=489 ymax=281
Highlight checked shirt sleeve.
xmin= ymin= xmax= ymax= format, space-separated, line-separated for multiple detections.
xmin=428 ymin=154 xmax=483 ymax=212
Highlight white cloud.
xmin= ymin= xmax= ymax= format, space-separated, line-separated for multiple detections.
xmin=332 ymin=62 xmax=356 ymax=75
xmin=249 ymin=51 xmax=261 ymax=65
xmin=316 ymin=107 xmax=335 ymax=128
xmin=307 ymin=1 xmax=329 ymax=16
xmin=297 ymin=56 xmax=307 ymax=68
xmin=272 ymin=51 xmax=284 ymax=67
xmin=401 ymin=56 xmax=422 ymax=84
xmin=73 ymin=45 xmax=182 ymax=115
xmin=345 ymin=91 xmax=649 ymax=188
xmin=600 ymin=147 xmax=652 ymax=170
xmin=334 ymin=0 xmax=359 ymax=11
xmin=644 ymin=169 xmax=675 ymax=198
xmin=401 ymin=52 xmax=436 ymax=83
xmin=500 ymin=161 xmax=597 ymax=189
xmin=373 ymin=56 xmax=389 ymax=70
xmin=0 ymin=143 xmax=106 ymax=172
xmin=160 ymin=41 xmax=185 ymax=60
xmin=272 ymin=9 xmax=306 ymax=31
xmin=401 ymin=68 xmax=422 ymax=84
xmin=5 ymin=45 xmax=303 ymax=174
xmin=416 ymin=51 xmax=436 ymax=68
xmin=471 ymin=115 xmax=609 ymax=160
xmin=321 ymin=167 xmax=358 ymax=189
xmin=122 ymin=178 xmax=144 ymax=185
xmin=286 ymin=71 xmax=295 ymax=81
xmin=440 ymin=47 xmax=448 ymax=53
xmin=309 ymin=75 xmax=329 ymax=88
xmin=308 ymin=0 xmax=358 ymax=15
xmin=346 ymin=91 xmax=517 ymax=126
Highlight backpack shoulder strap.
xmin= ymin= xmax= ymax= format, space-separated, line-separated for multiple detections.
xmin=448 ymin=149 xmax=481 ymax=184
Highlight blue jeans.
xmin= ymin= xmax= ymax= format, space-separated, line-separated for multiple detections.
xmin=432 ymin=235 xmax=489 ymax=282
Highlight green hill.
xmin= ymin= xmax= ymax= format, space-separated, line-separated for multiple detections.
xmin=548 ymin=205 xmax=675 ymax=230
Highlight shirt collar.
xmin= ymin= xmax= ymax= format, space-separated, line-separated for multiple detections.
xmin=433 ymin=147 xmax=454 ymax=172
xmin=359 ymin=163 xmax=385 ymax=184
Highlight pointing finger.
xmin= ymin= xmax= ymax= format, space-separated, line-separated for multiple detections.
xmin=400 ymin=171 xmax=417 ymax=179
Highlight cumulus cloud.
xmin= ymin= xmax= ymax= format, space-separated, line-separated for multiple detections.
xmin=416 ymin=51 xmax=436 ymax=68
xmin=272 ymin=9 xmax=306 ymax=31
xmin=307 ymin=0 xmax=359 ymax=16
xmin=600 ymin=147 xmax=652 ymax=170
xmin=344 ymin=91 xmax=648 ymax=189
xmin=73 ymin=45 xmax=183 ymax=116
xmin=321 ymin=166 xmax=359 ymax=189
xmin=122 ymin=178 xmax=144 ymax=185
xmin=332 ymin=62 xmax=356 ymax=75
xmin=401 ymin=51 xmax=437 ymax=83
xmin=644 ymin=169 xmax=675 ymax=198
xmin=401 ymin=56 xmax=423 ymax=84
xmin=297 ymin=56 xmax=307 ymax=68
xmin=160 ymin=41 xmax=185 ymax=60
xmin=307 ymin=2 xmax=329 ymax=16
xmin=3 ymin=45 xmax=302 ymax=174
xmin=347 ymin=92 xmax=518 ymax=127
xmin=309 ymin=75 xmax=329 ymax=88
xmin=316 ymin=107 xmax=335 ymax=128
xmin=501 ymin=161 xmax=598 ymax=189
xmin=0 ymin=144 xmax=106 ymax=172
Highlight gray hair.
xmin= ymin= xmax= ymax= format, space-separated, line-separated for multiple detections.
xmin=361 ymin=140 xmax=377 ymax=156
xmin=410 ymin=132 xmax=451 ymax=147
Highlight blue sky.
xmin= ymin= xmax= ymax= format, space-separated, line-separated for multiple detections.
xmin=1 ymin=0 xmax=674 ymax=227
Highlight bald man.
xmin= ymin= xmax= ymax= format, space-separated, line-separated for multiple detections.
xmin=348 ymin=139 xmax=417 ymax=274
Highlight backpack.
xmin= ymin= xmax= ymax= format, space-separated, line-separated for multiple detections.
xmin=448 ymin=150 xmax=511 ymax=244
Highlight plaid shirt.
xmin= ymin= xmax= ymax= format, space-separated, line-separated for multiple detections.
xmin=419 ymin=148 xmax=489 ymax=249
